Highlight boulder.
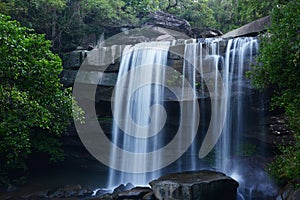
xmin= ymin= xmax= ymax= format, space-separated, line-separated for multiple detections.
xmin=192 ymin=28 xmax=223 ymax=38
xmin=222 ymin=16 xmax=271 ymax=38
xmin=150 ymin=170 xmax=239 ymax=200
xmin=41 ymin=184 xmax=94 ymax=199
xmin=144 ymin=11 xmax=193 ymax=36
xmin=276 ymin=185 xmax=300 ymax=200
xmin=117 ymin=187 xmax=152 ymax=200
xmin=21 ymin=191 xmax=49 ymax=199
xmin=112 ymin=184 xmax=127 ymax=194
xmin=142 ymin=191 xmax=156 ymax=200
xmin=103 ymin=26 xmax=190 ymax=47
xmin=6 ymin=184 xmax=17 ymax=192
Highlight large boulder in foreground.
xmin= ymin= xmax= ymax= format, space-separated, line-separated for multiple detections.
xmin=149 ymin=170 xmax=239 ymax=200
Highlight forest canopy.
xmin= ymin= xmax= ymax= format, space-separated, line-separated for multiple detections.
xmin=0 ymin=0 xmax=273 ymax=53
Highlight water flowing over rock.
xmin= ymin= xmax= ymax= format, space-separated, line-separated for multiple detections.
xmin=69 ymin=26 xmax=278 ymax=198
xmin=108 ymin=41 xmax=171 ymax=187
xmin=150 ymin=170 xmax=239 ymax=200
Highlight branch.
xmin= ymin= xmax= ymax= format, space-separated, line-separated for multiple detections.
xmin=166 ymin=0 xmax=178 ymax=11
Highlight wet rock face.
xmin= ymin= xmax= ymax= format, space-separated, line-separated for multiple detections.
xmin=150 ymin=170 xmax=239 ymax=200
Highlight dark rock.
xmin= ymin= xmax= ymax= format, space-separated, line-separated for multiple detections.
xmin=48 ymin=184 xmax=84 ymax=198
xmin=117 ymin=187 xmax=152 ymax=200
xmin=102 ymin=27 xmax=190 ymax=47
xmin=276 ymin=185 xmax=296 ymax=200
xmin=21 ymin=190 xmax=49 ymax=200
xmin=150 ymin=170 xmax=239 ymax=200
xmin=268 ymin=114 xmax=291 ymax=136
xmin=80 ymin=33 xmax=97 ymax=49
xmin=78 ymin=188 xmax=94 ymax=197
xmin=125 ymin=183 xmax=135 ymax=191
xmin=64 ymin=184 xmax=82 ymax=191
xmin=6 ymin=184 xmax=17 ymax=192
xmin=142 ymin=191 xmax=156 ymax=200
xmin=88 ymin=193 xmax=114 ymax=200
xmin=88 ymin=45 xmax=95 ymax=51
xmin=270 ymin=124 xmax=287 ymax=132
xmin=60 ymin=69 xmax=78 ymax=87
xmin=223 ymin=16 xmax=271 ymax=38
xmin=4 ymin=196 xmax=12 ymax=200
xmin=49 ymin=189 xmax=65 ymax=198
xmin=62 ymin=49 xmax=89 ymax=69
xmin=101 ymin=193 xmax=114 ymax=199
xmin=294 ymin=189 xmax=300 ymax=200
xmin=192 ymin=28 xmax=223 ymax=38
xmin=64 ymin=190 xmax=78 ymax=198
xmin=113 ymin=184 xmax=127 ymax=195
xmin=149 ymin=27 xmax=191 ymax=41
xmin=144 ymin=11 xmax=192 ymax=36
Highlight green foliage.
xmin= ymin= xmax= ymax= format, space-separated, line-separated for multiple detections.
xmin=268 ymin=135 xmax=300 ymax=187
xmin=161 ymin=0 xmax=217 ymax=29
xmin=0 ymin=14 xmax=77 ymax=181
xmin=250 ymin=0 xmax=300 ymax=131
xmin=209 ymin=0 xmax=274 ymax=32
xmin=0 ymin=0 xmax=135 ymax=53
xmin=249 ymin=0 xmax=300 ymax=186
xmin=0 ymin=0 xmax=275 ymax=53
xmin=124 ymin=0 xmax=160 ymax=19
xmin=81 ymin=0 xmax=127 ymax=26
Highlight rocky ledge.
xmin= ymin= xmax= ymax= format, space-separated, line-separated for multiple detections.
xmin=1 ymin=170 xmax=239 ymax=200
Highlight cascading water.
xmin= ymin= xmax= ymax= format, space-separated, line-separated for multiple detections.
xmin=108 ymin=42 xmax=170 ymax=187
xmin=106 ymin=36 xmax=277 ymax=198
xmin=193 ymin=37 xmax=260 ymax=175
xmin=216 ymin=37 xmax=259 ymax=175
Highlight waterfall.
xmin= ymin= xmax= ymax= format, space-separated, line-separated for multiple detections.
xmin=187 ymin=37 xmax=259 ymax=173
xmin=107 ymin=37 xmax=266 ymax=192
xmin=217 ymin=37 xmax=259 ymax=175
xmin=108 ymin=41 xmax=170 ymax=187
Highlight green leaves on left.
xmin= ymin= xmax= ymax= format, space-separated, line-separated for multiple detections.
xmin=0 ymin=14 xmax=76 ymax=183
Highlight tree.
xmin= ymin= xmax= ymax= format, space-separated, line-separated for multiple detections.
xmin=162 ymin=0 xmax=217 ymax=29
xmin=0 ymin=0 xmax=218 ymax=53
xmin=0 ymin=14 xmax=81 ymax=183
xmin=209 ymin=0 xmax=274 ymax=32
xmin=249 ymin=0 xmax=300 ymax=186
xmin=123 ymin=0 xmax=160 ymax=19
xmin=0 ymin=0 xmax=69 ymax=53
xmin=1 ymin=0 xmax=134 ymax=53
